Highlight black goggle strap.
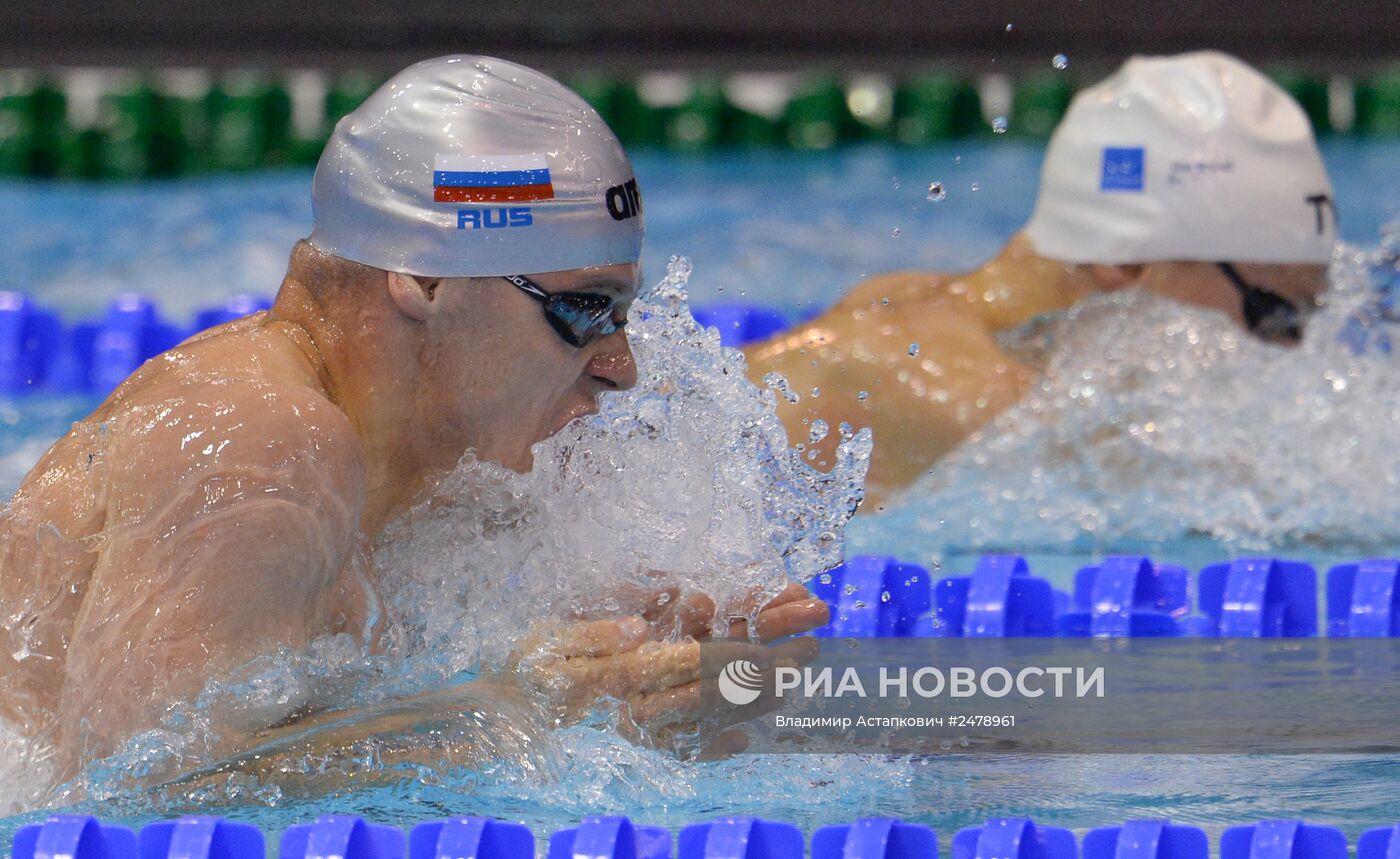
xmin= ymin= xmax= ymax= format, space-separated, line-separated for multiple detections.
xmin=502 ymin=274 xmax=550 ymax=303
xmin=1217 ymin=262 xmax=1303 ymax=341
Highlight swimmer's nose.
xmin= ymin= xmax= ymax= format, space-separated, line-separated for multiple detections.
xmin=588 ymin=334 xmax=638 ymax=391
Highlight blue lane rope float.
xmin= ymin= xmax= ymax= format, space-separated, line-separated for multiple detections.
xmin=139 ymin=818 xmax=264 ymax=859
xmin=14 ymin=816 xmax=1400 ymax=859
xmin=677 ymin=818 xmax=805 ymax=859
xmin=810 ymin=818 xmax=937 ymax=859
xmin=548 ymin=817 xmax=671 ymax=859
xmin=10 ymin=817 xmax=138 ymax=859
xmin=12 ymin=817 xmax=138 ymax=859
xmin=1081 ymin=821 xmax=1209 ymax=859
xmin=809 ymin=555 xmax=931 ymax=638
xmin=0 ymin=293 xmax=272 ymax=396
xmin=0 ymin=293 xmax=61 ymax=393
xmin=1357 ymin=823 xmax=1400 ymax=859
xmin=280 ymin=817 xmax=405 ymax=859
xmin=690 ymin=304 xmax=791 ymax=348
xmin=411 ymin=818 xmax=536 ymax=859
xmin=1197 ymin=558 xmax=1318 ymax=638
xmin=89 ymin=294 xmax=186 ymax=395
xmin=1219 ymin=821 xmax=1348 ymax=859
xmin=951 ymin=818 xmax=1076 ymax=859
xmin=1057 ymin=556 xmax=1191 ymax=638
xmin=1326 ymin=558 xmax=1400 ymax=637
xmin=913 ymin=555 xmax=1063 ymax=638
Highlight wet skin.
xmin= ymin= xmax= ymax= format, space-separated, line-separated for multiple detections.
xmin=0 ymin=242 xmax=829 ymax=781
xmin=743 ymin=232 xmax=1328 ymax=507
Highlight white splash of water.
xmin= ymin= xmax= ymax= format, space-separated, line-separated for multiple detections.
xmin=375 ymin=256 xmax=870 ymax=677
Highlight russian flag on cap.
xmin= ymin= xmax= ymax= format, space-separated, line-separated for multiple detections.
xmin=433 ymin=154 xmax=555 ymax=203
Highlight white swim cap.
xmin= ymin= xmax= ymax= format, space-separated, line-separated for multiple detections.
xmin=308 ymin=55 xmax=644 ymax=277
xmin=1025 ymin=51 xmax=1335 ymax=265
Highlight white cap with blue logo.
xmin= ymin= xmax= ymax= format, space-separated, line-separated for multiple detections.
xmin=1025 ymin=51 xmax=1335 ymax=265
xmin=308 ymin=55 xmax=644 ymax=277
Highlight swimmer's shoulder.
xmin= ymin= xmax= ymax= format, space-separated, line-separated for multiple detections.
xmin=76 ymin=323 xmax=366 ymax=516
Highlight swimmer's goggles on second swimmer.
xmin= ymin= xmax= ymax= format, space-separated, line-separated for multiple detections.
xmin=502 ymin=274 xmax=627 ymax=348
xmin=1217 ymin=262 xmax=1308 ymax=344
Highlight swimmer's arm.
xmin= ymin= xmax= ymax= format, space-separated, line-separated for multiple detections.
xmin=157 ymin=588 xmax=827 ymax=793
xmin=57 ymin=386 xmax=369 ymax=771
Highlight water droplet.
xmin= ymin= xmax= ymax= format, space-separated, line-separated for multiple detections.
xmin=1005 ymin=22 xmax=1014 ymax=31
xmin=954 ymin=155 xmax=962 ymax=164
xmin=1052 ymin=53 xmax=1069 ymax=70
xmin=762 ymin=371 xmax=800 ymax=404
xmin=908 ymin=342 xmax=920 ymax=357
xmin=970 ymin=182 xmax=981 ymax=192
xmin=809 ymin=420 xmax=829 ymax=444
xmin=857 ymin=390 xmax=869 ymax=401
xmin=991 ymin=115 xmax=1008 ymax=134
xmin=881 ymin=297 xmax=890 ymax=306
xmin=891 ymin=227 xmax=901 ymax=238
xmin=926 ymin=181 xmax=946 ymax=202
xmin=810 ymin=387 xmax=822 ymax=398
xmin=891 ymin=176 xmax=900 ymax=189
xmin=881 ymin=590 xmax=891 ymax=603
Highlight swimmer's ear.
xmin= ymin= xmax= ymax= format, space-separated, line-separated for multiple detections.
xmin=386 ymin=272 xmax=443 ymax=321
xmin=1088 ymin=264 xmax=1146 ymax=291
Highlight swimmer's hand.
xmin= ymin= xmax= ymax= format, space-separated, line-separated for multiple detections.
xmin=513 ymin=584 xmax=827 ymax=760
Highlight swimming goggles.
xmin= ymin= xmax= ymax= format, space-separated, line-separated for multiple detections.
xmin=1216 ymin=262 xmax=1308 ymax=344
xmin=502 ymin=274 xmax=628 ymax=348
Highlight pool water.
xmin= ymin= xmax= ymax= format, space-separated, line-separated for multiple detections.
xmin=3 ymin=141 xmax=1400 ymax=844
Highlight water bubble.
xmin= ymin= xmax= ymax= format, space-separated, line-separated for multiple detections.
xmin=809 ymin=420 xmax=829 ymax=444
xmin=970 ymin=182 xmax=981 ymax=192
xmin=857 ymin=390 xmax=869 ymax=401
xmin=810 ymin=387 xmax=822 ymax=398
xmin=1052 ymin=53 xmax=1069 ymax=70
xmin=891 ymin=227 xmax=901 ymax=238
xmin=1005 ymin=22 xmax=1014 ymax=31
xmin=991 ymin=116 xmax=1008 ymax=134
xmin=926 ymin=181 xmax=946 ymax=202
xmin=881 ymin=297 xmax=890 ymax=306
xmin=908 ymin=342 xmax=920 ymax=357
xmin=954 ymin=155 xmax=962 ymax=164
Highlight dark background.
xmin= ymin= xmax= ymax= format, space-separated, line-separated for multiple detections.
xmin=1 ymin=1 xmax=1397 ymax=72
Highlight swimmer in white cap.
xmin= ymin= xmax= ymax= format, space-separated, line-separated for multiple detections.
xmin=745 ymin=51 xmax=1337 ymax=503
xmin=0 ymin=56 xmax=826 ymax=783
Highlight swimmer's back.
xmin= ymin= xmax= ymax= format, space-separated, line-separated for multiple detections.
xmin=743 ymin=239 xmax=1085 ymax=501
xmin=1 ymin=314 xmax=375 ymax=766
